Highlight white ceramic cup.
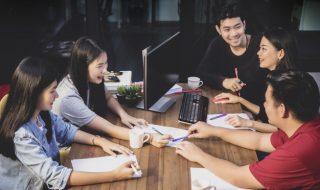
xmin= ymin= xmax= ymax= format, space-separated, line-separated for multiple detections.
xmin=129 ymin=127 xmax=150 ymax=149
xmin=188 ymin=77 xmax=203 ymax=90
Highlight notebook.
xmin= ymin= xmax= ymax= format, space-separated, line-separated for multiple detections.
xmin=191 ymin=168 xmax=249 ymax=190
xmin=71 ymin=154 xmax=142 ymax=178
xmin=206 ymin=113 xmax=254 ymax=130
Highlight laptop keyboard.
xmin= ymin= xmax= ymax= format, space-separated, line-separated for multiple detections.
xmin=178 ymin=93 xmax=209 ymax=124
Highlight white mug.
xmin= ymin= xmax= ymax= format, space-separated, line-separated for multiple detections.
xmin=129 ymin=127 xmax=150 ymax=149
xmin=188 ymin=77 xmax=203 ymax=90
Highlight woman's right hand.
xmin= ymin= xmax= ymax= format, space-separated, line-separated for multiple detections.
xmin=224 ymin=115 xmax=253 ymax=129
xmin=213 ymin=93 xmax=241 ymax=104
xmin=112 ymin=161 xmax=136 ymax=180
xmin=96 ymin=137 xmax=133 ymax=156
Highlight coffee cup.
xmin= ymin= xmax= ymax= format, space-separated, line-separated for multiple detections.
xmin=129 ymin=127 xmax=150 ymax=149
xmin=188 ymin=77 xmax=203 ymax=90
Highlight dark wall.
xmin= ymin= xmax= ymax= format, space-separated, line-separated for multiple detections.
xmin=0 ymin=0 xmax=66 ymax=84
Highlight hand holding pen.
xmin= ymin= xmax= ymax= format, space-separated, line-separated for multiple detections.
xmin=187 ymin=121 xmax=214 ymax=139
xmin=151 ymin=127 xmax=173 ymax=147
xmin=222 ymin=78 xmax=245 ymax=93
xmin=234 ymin=67 xmax=246 ymax=96
xmin=153 ymin=127 xmax=189 ymax=143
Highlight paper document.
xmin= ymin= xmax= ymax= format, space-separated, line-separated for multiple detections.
xmin=143 ymin=124 xmax=188 ymax=147
xmin=191 ymin=168 xmax=249 ymax=190
xmin=71 ymin=154 xmax=142 ymax=178
xmin=165 ymin=84 xmax=183 ymax=95
xmin=206 ymin=113 xmax=253 ymax=130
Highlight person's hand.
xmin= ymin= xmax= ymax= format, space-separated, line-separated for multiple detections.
xmin=225 ymin=115 xmax=253 ymax=129
xmin=175 ymin=141 xmax=205 ymax=163
xmin=112 ymin=160 xmax=136 ymax=180
xmin=187 ymin=121 xmax=214 ymax=139
xmin=222 ymin=78 xmax=245 ymax=92
xmin=120 ymin=114 xmax=148 ymax=128
xmin=96 ymin=137 xmax=133 ymax=156
xmin=213 ymin=93 xmax=241 ymax=104
xmin=149 ymin=133 xmax=173 ymax=148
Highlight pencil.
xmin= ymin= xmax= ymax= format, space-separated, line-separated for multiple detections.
xmin=131 ymin=164 xmax=139 ymax=174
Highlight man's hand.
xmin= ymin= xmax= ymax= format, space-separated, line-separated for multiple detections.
xmin=222 ymin=78 xmax=245 ymax=92
xmin=187 ymin=122 xmax=215 ymax=139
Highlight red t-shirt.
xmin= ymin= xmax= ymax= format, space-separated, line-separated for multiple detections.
xmin=249 ymin=117 xmax=320 ymax=189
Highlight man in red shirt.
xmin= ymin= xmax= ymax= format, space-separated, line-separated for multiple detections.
xmin=176 ymin=70 xmax=320 ymax=189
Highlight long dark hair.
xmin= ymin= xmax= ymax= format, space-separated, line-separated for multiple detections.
xmin=0 ymin=57 xmax=56 ymax=159
xmin=262 ymin=28 xmax=297 ymax=70
xmin=70 ymin=37 xmax=107 ymax=115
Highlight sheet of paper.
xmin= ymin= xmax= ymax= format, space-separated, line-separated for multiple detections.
xmin=206 ymin=113 xmax=253 ymax=130
xmin=165 ymin=84 xmax=183 ymax=95
xmin=143 ymin=124 xmax=188 ymax=147
xmin=71 ymin=154 xmax=142 ymax=178
xmin=191 ymin=168 xmax=249 ymax=190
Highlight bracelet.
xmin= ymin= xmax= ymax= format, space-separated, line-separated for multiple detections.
xmin=92 ymin=135 xmax=100 ymax=145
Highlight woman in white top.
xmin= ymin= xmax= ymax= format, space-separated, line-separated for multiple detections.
xmin=52 ymin=37 xmax=170 ymax=147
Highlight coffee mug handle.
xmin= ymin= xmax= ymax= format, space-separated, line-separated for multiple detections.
xmin=143 ymin=133 xmax=151 ymax=143
xmin=198 ymin=81 xmax=203 ymax=88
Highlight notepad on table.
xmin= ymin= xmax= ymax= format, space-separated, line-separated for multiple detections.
xmin=206 ymin=113 xmax=253 ymax=130
xmin=142 ymin=124 xmax=188 ymax=147
xmin=191 ymin=167 xmax=249 ymax=190
xmin=71 ymin=154 xmax=142 ymax=178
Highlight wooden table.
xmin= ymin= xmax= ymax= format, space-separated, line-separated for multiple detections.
xmin=64 ymin=85 xmax=257 ymax=190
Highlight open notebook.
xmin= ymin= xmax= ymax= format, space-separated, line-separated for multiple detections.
xmin=191 ymin=168 xmax=249 ymax=190
xmin=206 ymin=113 xmax=253 ymax=130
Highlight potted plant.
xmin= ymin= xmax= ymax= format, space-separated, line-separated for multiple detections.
xmin=124 ymin=85 xmax=142 ymax=107
xmin=116 ymin=85 xmax=127 ymax=104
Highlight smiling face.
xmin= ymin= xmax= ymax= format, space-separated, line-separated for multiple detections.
xmin=37 ymin=80 xmax=59 ymax=111
xmin=257 ymin=36 xmax=284 ymax=71
xmin=216 ymin=17 xmax=246 ymax=48
xmin=87 ymin=52 xmax=108 ymax=84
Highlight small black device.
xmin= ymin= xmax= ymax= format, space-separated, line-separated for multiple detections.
xmin=178 ymin=93 xmax=209 ymax=124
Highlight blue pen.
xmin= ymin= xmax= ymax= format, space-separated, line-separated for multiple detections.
xmin=171 ymin=135 xmax=188 ymax=142
xmin=152 ymin=127 xmax=164 ymax=135
xmin=209 ymin=113 xmax=227 ymax=120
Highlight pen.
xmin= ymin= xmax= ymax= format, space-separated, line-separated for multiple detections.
xmin=171 ymin=135 xmax=188 ymax=142
xmin=234 ymin=67 xmax=241 ymax=96
xmin=152 ymin=127 xmax=164 ymax=135
xmin=209 ymin=113 xmax=227 ymax=120
xmin=131 ymin=163 xmax=141 ymax=176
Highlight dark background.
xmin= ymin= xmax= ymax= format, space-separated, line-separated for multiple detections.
xmin=0 ymin=0 xmax=319 ymax=84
